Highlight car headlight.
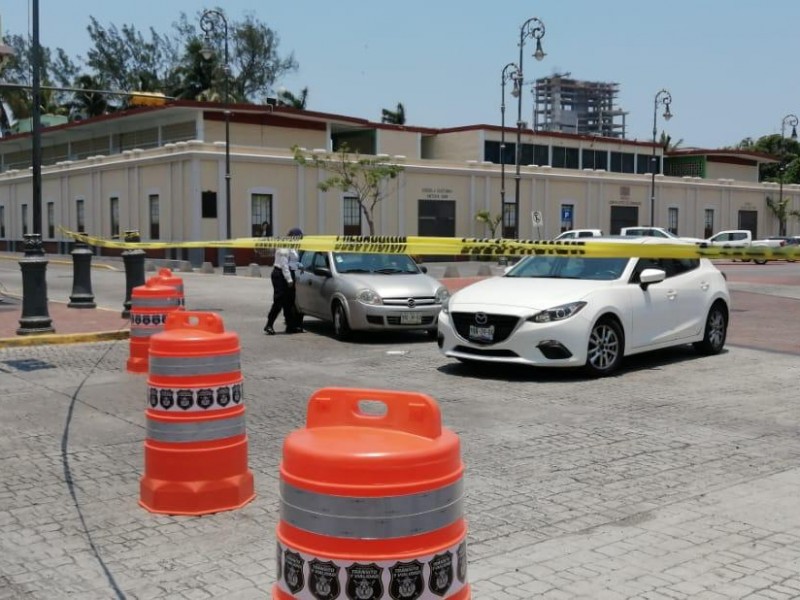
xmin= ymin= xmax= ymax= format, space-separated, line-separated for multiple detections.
xmin=528 ymin=301 xmax=587 ymax=323
xmin=434 ymin=286 xmax=450 ymax=305
xmin=356 ymin=289 xmax=383 ymax=305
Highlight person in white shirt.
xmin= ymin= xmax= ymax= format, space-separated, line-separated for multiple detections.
xmin=264 ymin=228 xmax=304 ymax=335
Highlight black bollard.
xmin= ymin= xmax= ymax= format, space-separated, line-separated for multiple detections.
xmin=121 ymin=230 xmax=146 ymax=319
xmin=17 ymin=233 xmax=55 ymax=335
xmin=222 ymin=253 xmax=237 ymax=275
xmin=68 ymin=241 xmax=96 ymax=308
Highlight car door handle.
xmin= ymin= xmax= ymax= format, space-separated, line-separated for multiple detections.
xmin=700 ymin=282 xmax=710 ymax=291
xmin=667 ymin=290 xmax=677 ymax=300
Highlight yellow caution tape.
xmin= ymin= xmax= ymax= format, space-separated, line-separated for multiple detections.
xmin=59 ymin=227 xmax=800 ymax=261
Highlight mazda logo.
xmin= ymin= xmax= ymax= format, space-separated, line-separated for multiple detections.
xmin=407 ymin=298 xmax=416 ymax=308
xmin=474 ymin=312 xmax=488 ymax=325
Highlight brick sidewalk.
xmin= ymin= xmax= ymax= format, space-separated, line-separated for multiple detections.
xmin=0 ymin=294 xmax=129 ymax=344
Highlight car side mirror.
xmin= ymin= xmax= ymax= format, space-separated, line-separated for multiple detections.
xmin=313 ymin=267 xmax=332 ymax=278
xmin=639 ymin=268 xmax=666 ymax=291
xmin=419 ymin=265 xmax=428 ymax=273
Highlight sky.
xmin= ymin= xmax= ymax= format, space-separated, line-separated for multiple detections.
xmin=2 ymin=1 xmax=800 ymax=150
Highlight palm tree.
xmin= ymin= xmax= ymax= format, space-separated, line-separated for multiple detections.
xmin=659 ymin=131 xmax=683 ymax=151
xmin=276 ymin=86 xmax=308 ymax=109
xmin=381 ymin=102 xmax=405 ymax=125
xmin=67 ymin=75 xmax=110 ymax=120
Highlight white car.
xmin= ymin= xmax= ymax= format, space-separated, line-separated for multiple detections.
xmin=620 ymin=226 xmax=705 ymax=244
xmin=554 ymin=229 xmax=603 ymax=240
xmin=437 ymin=238 xmax=730 ymax=376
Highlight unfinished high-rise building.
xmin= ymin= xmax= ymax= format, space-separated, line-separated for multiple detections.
xmin=533 ymin=73 xmax=628 ymax=138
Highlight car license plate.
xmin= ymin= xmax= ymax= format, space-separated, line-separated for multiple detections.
xmin=469 ymin=325 xmax=494 ymax=342
xmin=400 ymin=312 xmax=422 ymax=325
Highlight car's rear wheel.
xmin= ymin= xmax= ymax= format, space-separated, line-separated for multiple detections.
xmin=332 ymin=302 xmax=350 ymax=340
xmin=754 ymin=258 xmax=768 ymax=265
xmin=693 ymin=302 xmax=727 ymax=355
xmin=585 ymin=317 xmax=624 ymax=377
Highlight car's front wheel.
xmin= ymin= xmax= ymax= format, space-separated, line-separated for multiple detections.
xmin=693 ymin=302 xmax=727 ymax=355
xmin=332 ymin=302 xmax=351 ymax=340
xmin=585 ymin=317 xmax=624 ymax=377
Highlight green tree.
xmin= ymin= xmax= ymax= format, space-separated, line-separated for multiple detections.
xmin=659 ymin=131 xmax=683 ymax=151
xmin=292 ymin=143 xmax=404 ymax=235
xmin=277 ymin=86 xmax=308 ymax=109
xmin=85 ymin=17 xmax=178 ymax=106
xmin=1 ymin=33 xmax=79 ymax=125
xmin=67 ymin=74 xmax=111 ymax=120
xmin=766 ymin=195 xmax=800 ymax=237
xmin=475 ymin=210 xmax=502 ymax=238
xmin=381 ymin=102 xmax=406 ymax=125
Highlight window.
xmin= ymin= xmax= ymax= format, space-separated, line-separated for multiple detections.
xmin=610 ymin=152 xmax=635 ymax=173
xmin=202 ymin=191 xmax=218 ymax=219
xmin=533 ymin=144 xmax=549 ymax=166
xmin=343 ymin=196 xmax=361 ymax=235
xmin=110 ymin=197 xmax=120 ymax=238
xmin=636 ymin=155 xmax=651 ymax=174
xmin=668 ymin=207 xmax=678 ymax=235
xmin=149 ymin=194 xmax=159 ymax=239
xmin=76 ymin=199 xmax=85 ymax=233
xmin=251 ymin=193 xmax=272 ymax=237
xmin=581 ymin=149 xmax=608 ymax=170
xmin=46 ymin=202 xmax=54 ymax=238
xmin=0 ymin=206 xmax=5 ymax=237
xmin=551 ymin=147 xmax=579 ymax=169
xmin=502 ymin=203 xmax=516 ymax=238
xmin=418 ymin=199 xmax=455 ymax=237
xmin=21 ymin=204 xmax=28 ymax=235
xmin=560 ymin=204 xmax=574 ymax=232
xmin=704 ymin=209 xmax=714 ymax=239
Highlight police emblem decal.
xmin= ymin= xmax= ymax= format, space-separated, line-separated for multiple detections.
xmin=309 ymin=559 xmax=341 ymax=599
xmin=196 ymin=389 xmax=214 ymax=409
xmin=345 ymin=563 xmax=383 ymax=600
xmin=388 ymin=560 xmax=423 ymax=600
xmin=283 ymin=550 xmax=305 ymax=594
xmin=457 ymin=541 xmax=468 ymax=583
xmin=176 ymin=389 xmax=194 ymax=410
xmin=427 ymin=552 xmax=454 ymax=596
xmin=159 ymin=388 xmax=174 ymax=409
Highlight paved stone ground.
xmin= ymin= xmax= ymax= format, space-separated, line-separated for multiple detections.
xmin=0 ymin=257 xmax=799 ymax=599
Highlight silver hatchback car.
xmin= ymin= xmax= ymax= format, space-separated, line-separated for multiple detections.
xmin=294 ymin=251 xmax=449 ymax=340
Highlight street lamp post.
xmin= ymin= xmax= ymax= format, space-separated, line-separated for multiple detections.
xmin=778 ymin=114 xmax=798 ymax=236
xmin=17 ymin=0 xmax=54 ymax=334
xmin=513 ymin=17 xmax=546 ymax=239
xmin=649 ymin=89 xmax=672 ymax=227
xmin=501 ymin=62 xmax=520 ymax=238
xmin=200 ymin=9 xmax=236 ymax=275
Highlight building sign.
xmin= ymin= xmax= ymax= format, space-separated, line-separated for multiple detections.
xmin=422 ymin=187 xmax=454 ymax=200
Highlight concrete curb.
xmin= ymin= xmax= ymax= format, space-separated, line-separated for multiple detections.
xmin=0 ymin=329 xmax=129 ymax=348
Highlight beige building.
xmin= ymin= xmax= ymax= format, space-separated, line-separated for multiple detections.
xmin=0 ymin=100 xmax=790 ymax=265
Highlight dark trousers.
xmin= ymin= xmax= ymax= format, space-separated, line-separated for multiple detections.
xmin=266 ymin=268 xmax=299 ymax=329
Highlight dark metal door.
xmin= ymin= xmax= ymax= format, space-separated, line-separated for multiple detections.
xmin=610 ymin=206 xmax=638 ymax=235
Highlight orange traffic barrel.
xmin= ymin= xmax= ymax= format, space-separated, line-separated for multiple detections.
xmin=139 ymin=311 xmax=255 ymax=515
xmin=274 ymin=387 xmax=470 ymax=599
xmin=126 ymin=280 xmax=184 ymax=374
xmin=150 ymin=268 xmax=185 ymax=307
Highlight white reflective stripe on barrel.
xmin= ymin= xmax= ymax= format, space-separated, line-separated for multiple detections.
xmin=280 ymin=479 xmax=463 ymax=539
xmin=149 ymin=354 xmax=241 ymax=376
xmin=132 ymin=296 xmax=183 ymax=307
xmin=146 ymin=413 xmax=246 ymax=442
xmin=148 ymin=381 xmax=244 ymax=412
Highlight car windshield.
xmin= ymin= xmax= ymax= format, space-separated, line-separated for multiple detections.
xmin=332 ymin=252 xmax=420 ymax=274
xmin=506 ymin=256 xmax=629 ymax=280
